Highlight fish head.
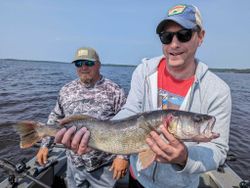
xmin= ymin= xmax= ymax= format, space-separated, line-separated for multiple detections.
xmin=163 ymin=110 xmax=216 ymax=139
xmin=191 ymin=113 xmax=216 ymax=135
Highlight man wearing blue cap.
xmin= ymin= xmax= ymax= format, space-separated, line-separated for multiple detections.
xmin=55 ymin=4 xmax=231 ymax=188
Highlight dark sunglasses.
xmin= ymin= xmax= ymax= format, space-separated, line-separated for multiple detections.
xmin=74 ymin=60 xmax=95 ymax=68
xmin=159 ymin=27 xmax=199 ymax=45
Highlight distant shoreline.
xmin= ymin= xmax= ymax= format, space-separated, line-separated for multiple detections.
xmin=0 ymin=58 xmax=136 ymax=68
xmin=1 ymin=58 xmax=250 ymax=73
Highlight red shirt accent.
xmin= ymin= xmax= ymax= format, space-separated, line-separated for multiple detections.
xmin=158 ymin=58 xmax=195 ymax=97
xmin=130 ymin=58 xmax=195 ymax=179
xmin=129 ymin=165 xmax=136 ymax=179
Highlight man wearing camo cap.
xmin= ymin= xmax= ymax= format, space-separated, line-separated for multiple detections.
xmin=36 ymin=47 xmax=128 ymax=188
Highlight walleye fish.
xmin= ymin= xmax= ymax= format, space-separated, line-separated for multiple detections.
xmin=14 ymin=109 xmax=219 ymax=169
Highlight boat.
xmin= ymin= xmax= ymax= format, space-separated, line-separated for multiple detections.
xmin=0 ymin=146 xmax=247 ymax=188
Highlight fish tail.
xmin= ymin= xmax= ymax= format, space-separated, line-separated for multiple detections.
xmin=13 ymin=121 xmax=45 ymax=149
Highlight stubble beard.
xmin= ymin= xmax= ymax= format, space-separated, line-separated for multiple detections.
xmin=79 ymin=74 xmax=94 ymax=86
xmin=82 ymin=78 xmax=94 ymax=85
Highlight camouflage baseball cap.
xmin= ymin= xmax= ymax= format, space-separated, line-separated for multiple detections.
xmin=72 ymin=47 xmax=100 ymax=63
xmin=156 ymin=4 xmax=203 ymax=34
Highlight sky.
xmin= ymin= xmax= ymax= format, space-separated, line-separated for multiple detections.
xmin=0 ymin=0 xmax=250 ymax=69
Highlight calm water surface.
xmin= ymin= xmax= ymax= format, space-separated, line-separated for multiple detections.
xmin=0 ymin=60 xmax=249 ymax=182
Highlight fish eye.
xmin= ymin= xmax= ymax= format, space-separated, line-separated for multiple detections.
xmin=193 ymin=115 xmax=202 ymax=122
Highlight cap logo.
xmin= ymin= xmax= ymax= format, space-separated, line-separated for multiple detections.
xmin=168 ymin=5 xmax=186 ymax=16
xmin=77 ymin=49 xmax=88 ymax=57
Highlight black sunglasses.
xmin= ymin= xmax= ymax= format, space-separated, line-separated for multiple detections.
xmin=159 ymin=27 xmax=199 ymax=45
xmin=74 ymin=60 xmax=95 ymax=68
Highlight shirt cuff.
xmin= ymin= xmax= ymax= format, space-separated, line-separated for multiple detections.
xmin=116 ymin=155 xmax=129 ymax=160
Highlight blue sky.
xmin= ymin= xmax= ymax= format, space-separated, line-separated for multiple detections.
xmin=0 ymin=0 xmax=249 ymax=68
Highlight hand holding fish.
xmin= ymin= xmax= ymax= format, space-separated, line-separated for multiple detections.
xmin=146 ymin=124 xmax=188 ymax=166
xmin=55 ymin=126 xmax=92 ymax=155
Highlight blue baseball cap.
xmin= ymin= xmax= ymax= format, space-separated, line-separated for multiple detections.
xmin=156 ymin=4 xmax=203 ymax=34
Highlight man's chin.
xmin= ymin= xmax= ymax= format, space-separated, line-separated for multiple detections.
xmin=80 ymin=77 xmax=93 ymax=85
xmin=168 ymin=60 xmax=184 ymax=68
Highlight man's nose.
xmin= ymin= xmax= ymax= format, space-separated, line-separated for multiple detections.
xmin=169 ymin=35 xmax=180 ymax=48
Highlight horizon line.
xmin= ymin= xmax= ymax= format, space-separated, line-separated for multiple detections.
xmin=1 ymin=58 xmax=250 ymax=71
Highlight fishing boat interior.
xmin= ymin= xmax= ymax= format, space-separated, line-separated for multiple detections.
xmin=0 ymin=146 xmax=248 ymax=188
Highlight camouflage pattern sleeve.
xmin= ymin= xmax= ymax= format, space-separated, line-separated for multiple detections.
xmin=114 ymin=87 xmax=126 ymax=114
xmin=41 ymin=94 xmax=65 ymax=148
xmin=47 ymin=95 xmax=65 ymax=125
xmin=40 ymin=136 xmax=54 ymax=148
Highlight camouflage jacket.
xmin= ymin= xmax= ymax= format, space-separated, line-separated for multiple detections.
xmin=41 ymin=76 xmax=126 ymax=171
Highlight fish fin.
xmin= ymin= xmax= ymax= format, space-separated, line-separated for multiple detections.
xmin=136 ymin=149 xmax=156 ymax=171
xmin=13 ymin=121 xmax=44 ymax=149
xmin=60 ymin=114 xmax=93 ymax=125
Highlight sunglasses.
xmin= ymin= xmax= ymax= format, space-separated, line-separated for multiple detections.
xmin=159 ymin=27 xmax=199 ymax=45
xmin=74 ymin=60 xmax=95 ymax=68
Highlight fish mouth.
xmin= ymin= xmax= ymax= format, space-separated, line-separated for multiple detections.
xmin=202 ymin=116 xmax=216 ymax=136
xmin=209 ymin=116 xmax=216 ymax=127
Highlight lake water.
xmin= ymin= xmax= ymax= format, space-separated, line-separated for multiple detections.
xmin=0 ymin=59 xmax=249 ymax=182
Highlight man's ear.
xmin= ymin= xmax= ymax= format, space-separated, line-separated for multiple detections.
xmin=198 ymin=30 xmax=205 ymax=46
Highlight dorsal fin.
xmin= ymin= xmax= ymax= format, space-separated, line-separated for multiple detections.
xmin=59 ymin=114 xmax=94 ymax=125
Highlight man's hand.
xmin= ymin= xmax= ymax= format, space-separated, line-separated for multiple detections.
xmin=36 ymin=147 xmax=49 ymax=166
xmin=109 ymin=156 xmax=129 ymax=180
xmin=55 ymin=126 xmax=92 ymax=155
xmin=146 ymin=125 xmax=188 ymax=166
